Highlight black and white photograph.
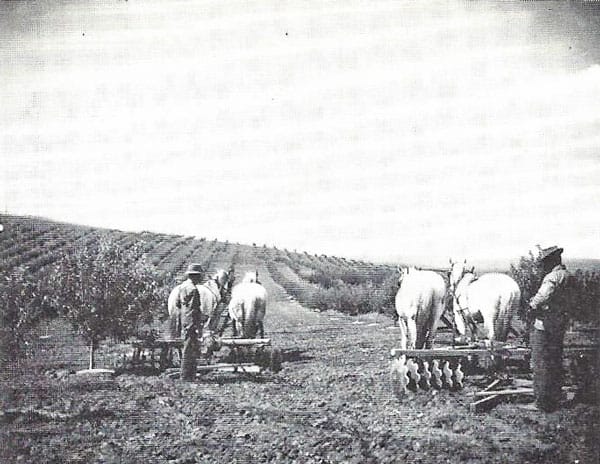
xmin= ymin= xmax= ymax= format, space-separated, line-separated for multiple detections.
xmin=1 ymin=0 xmax=599 ymax=462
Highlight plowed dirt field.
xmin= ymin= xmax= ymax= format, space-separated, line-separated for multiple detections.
xmin=1 ymin=265 xmax=598 ymax=463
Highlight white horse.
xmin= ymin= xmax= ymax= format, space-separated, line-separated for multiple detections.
xmin=228 ymin=280 xmax=267 ymax=339
xmin=395 ymin=267 xmax=447 ymax=350
xmin=449 ymin=260 xmax=520 ymax=344
xmin=197 ymin=269 xmax=231 ymax=334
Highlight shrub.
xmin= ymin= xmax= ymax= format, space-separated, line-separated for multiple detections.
xmin=564 ymin=269 xmax=600 ymax=325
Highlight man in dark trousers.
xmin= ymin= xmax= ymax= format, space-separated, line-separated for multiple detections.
xmin=170 ymin=263 xmax=204 ymax=381
xmin=529 ymin=246 xmax=569 ymax=411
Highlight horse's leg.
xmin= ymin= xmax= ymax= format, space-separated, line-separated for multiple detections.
xmin=218 ymin=315 xmax=229 ymax=337
xmin=406 ymin=315 xmax=417 ymax=350
xmin=398 ymin=317 xmax=409 ymax=350
xmin=240 ymin=303 xmax=246 ymax=339
xmin=415 ymin=316 xmax=427 ymax=350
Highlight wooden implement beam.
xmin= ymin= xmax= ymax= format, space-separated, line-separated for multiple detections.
xmin=196 ymin=362 xmax=260 ymax=372
xmin=220 ymin=338 xmax=271 ymax=346
xmin=474 ymin=385 xmax=578 ymax=397
xmin=390 ymin=348 xmax=492 ymax=358
xmin=390 ymin=345 xmax=597 ymax=359
xmin=469 ymin=395 xmax=501 ymax=413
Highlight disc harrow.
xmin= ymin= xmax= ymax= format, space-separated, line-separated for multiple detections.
xmin=389 ymin=344 xmax=531 ymax=395
xmin=129 ymin=335 xmax=282 ymax=376
xmin=390 ymin=343 xmax=598 ymax=398
xmin=390 ymin=352 xmax=467 ymax=395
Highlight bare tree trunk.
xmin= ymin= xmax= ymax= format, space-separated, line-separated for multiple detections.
xmin=89 ymin=340 xmax=96 ymax=370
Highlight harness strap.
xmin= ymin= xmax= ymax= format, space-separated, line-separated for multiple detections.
xmin=452 ymin=274 xmax=480 ymax=338
xmin=453 ymin=292 xmax=479 ymax=336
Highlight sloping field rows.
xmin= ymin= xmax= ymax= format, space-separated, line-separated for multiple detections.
xmin=152 ymin=239 xmax=196 ymax=277
xmin=146 ymin=236 xmax=187 ymax=267
xmin=0 ymin=215 xmax=400 ymax=318
xmin=277 ymin=247 xmax=396 ymax=288
xmin=0 ymin=217 xmax=94 ymax=273
xmin=266 ymin=261 xmax=324 ymax=309
xmin=0 ymin=216 xmax=177 ymax=276
xmin=266 ymin=257 xmax=397 ymax=315
xmin=0 ymin=217 xmax=233 ymax=287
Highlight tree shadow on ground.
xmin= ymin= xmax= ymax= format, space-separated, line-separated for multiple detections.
xmin=197 ymin=373 xmax=272 ymax=385
xmin=115 ymin=365 xmax=162 ymax=377
xmin=281 ymin=348 xmax=314 ymax=364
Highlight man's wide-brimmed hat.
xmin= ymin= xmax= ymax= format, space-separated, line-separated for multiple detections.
xmin=539 ymin=246 xmax=563 ymax=261
xmin=185 ymin=263 xmax=204 ymax=275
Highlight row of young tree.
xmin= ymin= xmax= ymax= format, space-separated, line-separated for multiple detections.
xmin=0 ymin=236 xmax=168 ymax=369
xmin=266 ymin=258 xmax=398 ymax=316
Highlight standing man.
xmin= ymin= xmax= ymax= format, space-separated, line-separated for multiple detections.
xmin=169 ymin=263 xmax=204 ymax=381
xmin=529 ymin=246 xmax=570 ymax=411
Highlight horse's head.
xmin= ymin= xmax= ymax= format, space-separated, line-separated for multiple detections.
xmin=242 ymin=270 xmax=259 ymax=284
xmin=449 ymin=259 xmax=475 ymax=290
xmin=396 ymin=266 xmax=418 ymax=286
xmin=211 ymin=269 xmax=231 ymax=298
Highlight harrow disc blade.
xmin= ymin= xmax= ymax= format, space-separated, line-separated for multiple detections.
xmin=390 ymin=356 xmax=410 ymax=397
xmin=431 ymin=360 xmax=443 ymax=389
xmin=418 ymin=360 xmax=432 ymax=390
xmin=442 ymin=361 xmax=454 ymax=389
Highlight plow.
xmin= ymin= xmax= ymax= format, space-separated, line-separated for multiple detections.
xmin=390 ymin=341 xmax=598 ymax=411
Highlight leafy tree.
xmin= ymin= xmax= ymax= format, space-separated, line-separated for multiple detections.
xmin=0 ymin=266 xmax=51 ymax=365
xmin=48 ymin=236 xmax=168 ymax=370
xmin=510 ymin=249 xmax=544 ymax=326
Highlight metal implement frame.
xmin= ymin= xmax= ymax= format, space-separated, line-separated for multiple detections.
xmin=129 ymin=336 xmax=281 ymax=375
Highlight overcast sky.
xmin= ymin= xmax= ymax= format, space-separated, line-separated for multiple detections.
xmin=1 ymin=0 xmax=599 ymax=266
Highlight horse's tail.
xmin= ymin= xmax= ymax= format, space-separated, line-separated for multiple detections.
xmin=494 ymin=284 xmax=520 ymax=342
xmin=423 ymin=288 xmax=446 ymax=349
xmin=244 ymin=296 xmax=266 ymax=339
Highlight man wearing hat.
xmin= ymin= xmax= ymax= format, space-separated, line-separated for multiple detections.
xmin=529 ymin=246 xmax=570 ymax=411
xmin=170 ymin=263 xmax=204 ymax=381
